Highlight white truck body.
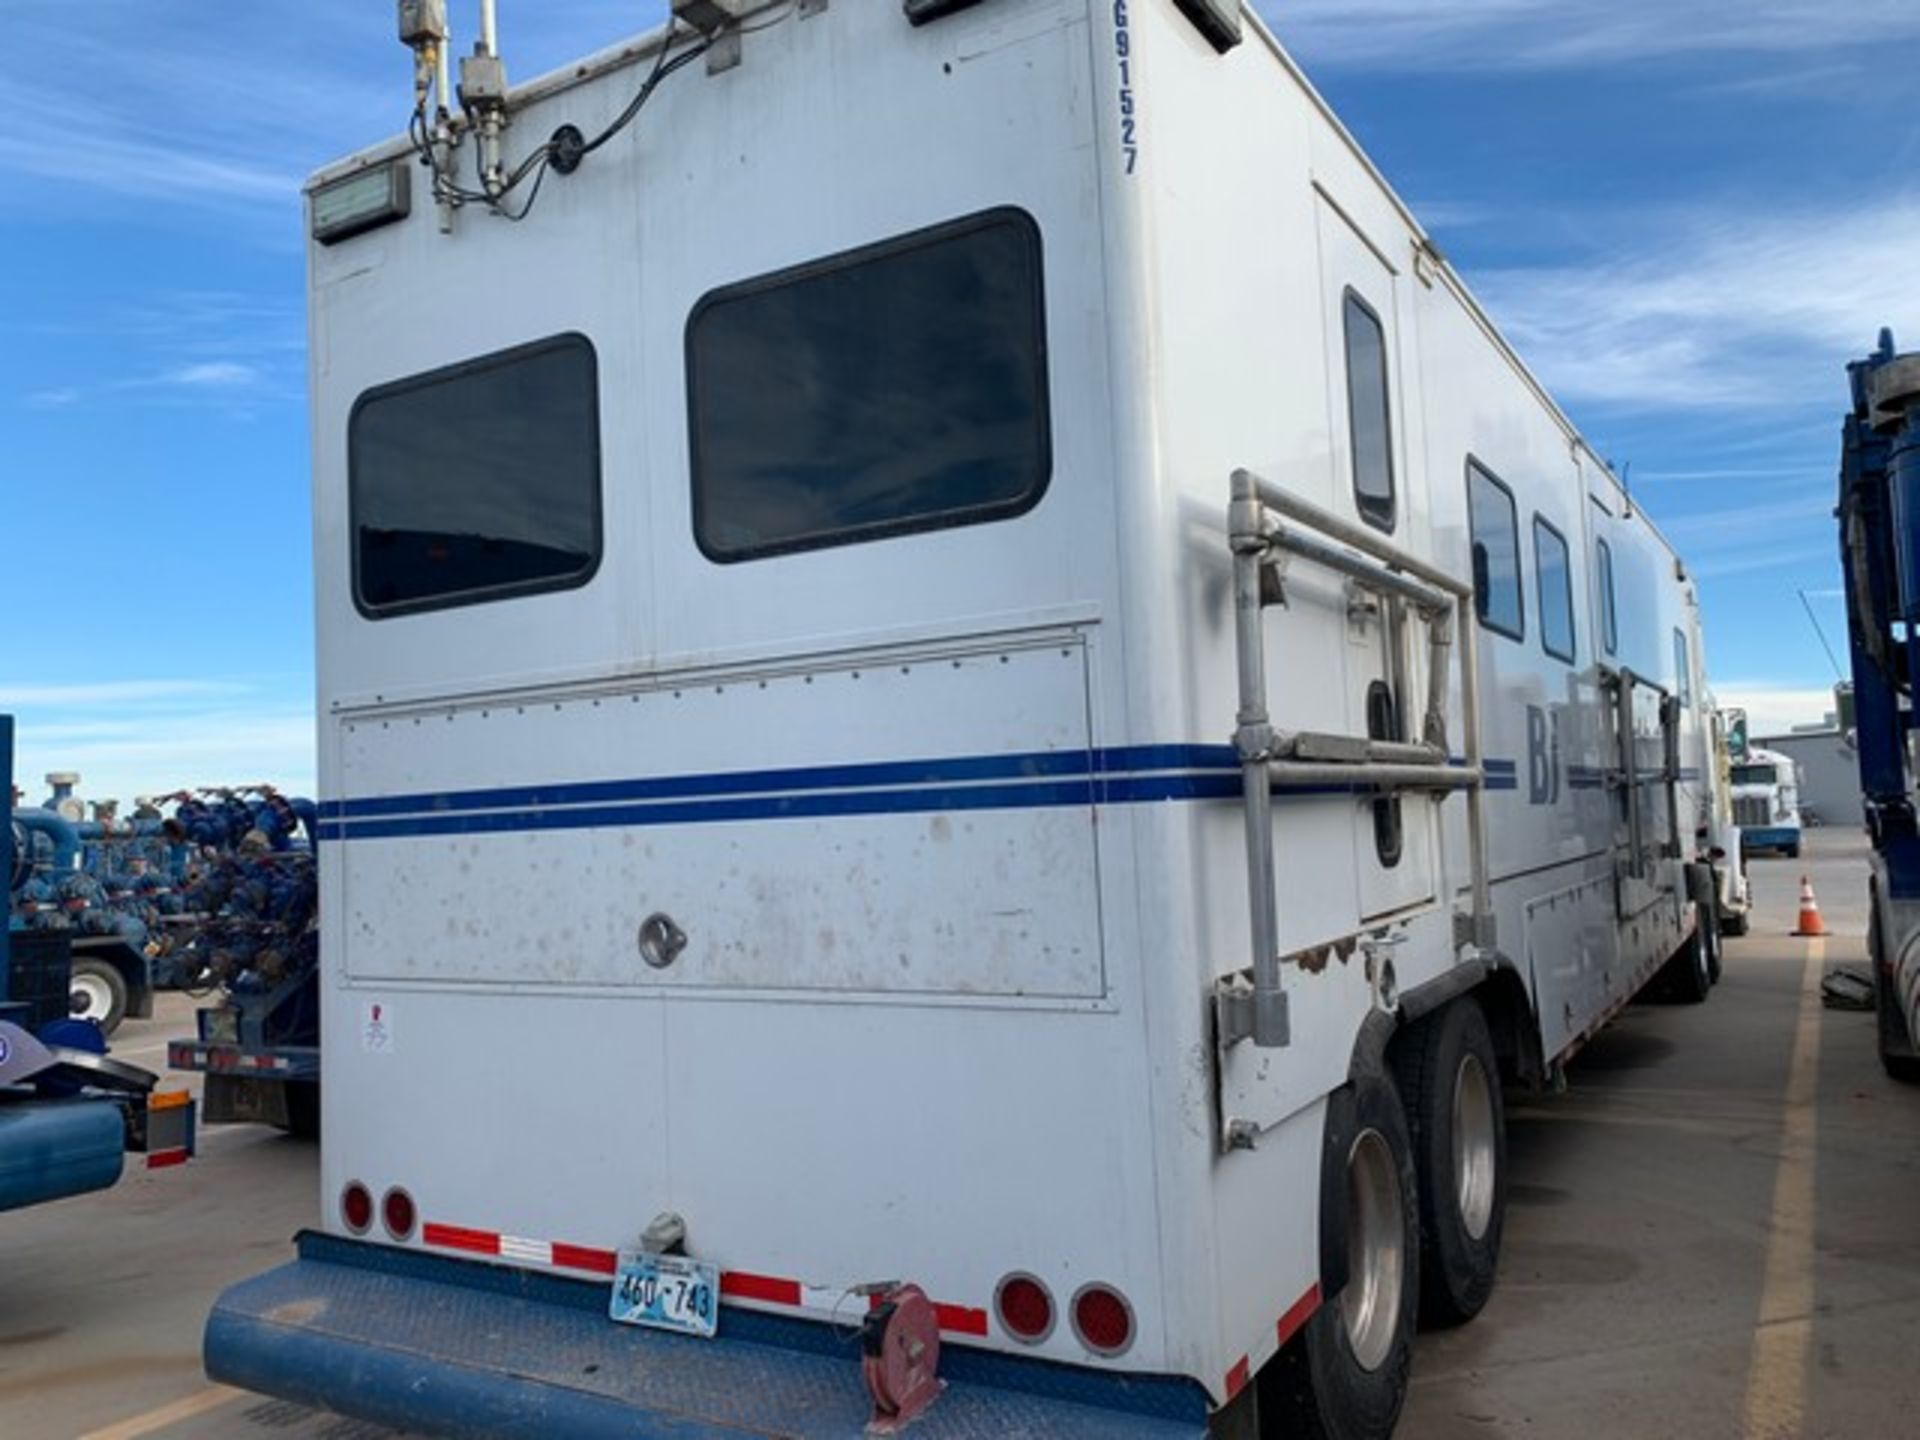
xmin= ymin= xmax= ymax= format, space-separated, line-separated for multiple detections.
xmin=207 ymin=4 xmax=1725 ymax=1434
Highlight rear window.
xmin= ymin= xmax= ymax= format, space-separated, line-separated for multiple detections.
xmin=686 ymin=208 xmax=1051 ymax=562
xmin=350 ymin=334 xmax=602 ymax=617
xmin=1731 ymin=763 xmax=1777 ymax=786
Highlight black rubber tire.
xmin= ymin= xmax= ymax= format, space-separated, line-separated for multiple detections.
xmin=1392 ymin=998 xmax=1507 ymax=1328
xmin=1871 ymin=904 xmax=1920 ymax=1085
xmin=1705 ymin=907 xmax=1724 ymax=986
xmin=284 ymin=1082 xmax=322 ymax=1140
xmin=1721 ymin=908 xmax=1749 ymax=938
xmin=69 ymin=956 xmax=129 ymax=1036
xmin=1786 ymin=843 xmax=1802 ymax=860
xmin=1259 ymin=1069 xmax=1419 ymax=1440
xmin=1659 ymin=911 xmax=1713 ymax=1005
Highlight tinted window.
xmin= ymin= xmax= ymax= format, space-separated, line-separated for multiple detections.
xmin=1596 ymin=537 xmax=1619 ymax=656
xmin=1344 ymin=290 xmax=1395 ymax=532
xmin=1534 ymin=517 xmax=1576 ymax=663
xmin=1674 ymin=628 xmax=1693 ymax=706
xmin=1366 ymin=680 xmax=1403 ymax=867
xmin=1467 ymin=460 xmax=1523 ymax=640
xmin=350 ymin=334 xmax=601 ymax=617
xmin=687 ymin=208 xmax=1051 ymax=562
xmin=1731 ymin=763 xmax=1777 ymax=786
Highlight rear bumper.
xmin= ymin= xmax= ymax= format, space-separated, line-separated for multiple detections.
xmin=0 ymin=1098 xmax=124 ymax=1212
xmin=1741 ymin=826 xmax=1800 ymax=851
xmin=167 ymin=1040 xmax=319 ymax=1080
xmin=206 ymin=1232 xmax=1211 ymax=1440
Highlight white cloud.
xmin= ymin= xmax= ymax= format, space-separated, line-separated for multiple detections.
xmin=163 ymin=361 xmax=259 ymax=388
xmin=3 ymin=677 xmax=314 ymax=801
xmin=0 ymin=679 xmax=250 ymax=706
xmin=1266 ymin=0 xmax=1920 ymax=70
xmin=1468 ymin=196 xmax=1920 ymax=413
xmin=1712 ymin=684 xmax=1845 ymax=735
xmin=13 ymin=711 xmax=316 ymax=804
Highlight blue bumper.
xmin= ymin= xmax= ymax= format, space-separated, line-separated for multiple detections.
xmin=1742 ymin=826 xmax=1801 ymax=852
xmin=206 ymin=1233 xmax=1212 ymax=1440
xmin=0 ymin=1098 xmax=125 ymax=1212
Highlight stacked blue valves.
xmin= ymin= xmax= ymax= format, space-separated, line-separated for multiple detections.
xmin=10 ymin=779 xmax=318 ymax=994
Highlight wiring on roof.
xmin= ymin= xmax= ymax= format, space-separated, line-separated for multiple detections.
xmin=406 ymin=16 xmax=720 ymax=226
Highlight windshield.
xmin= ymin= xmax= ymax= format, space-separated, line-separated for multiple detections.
xmin=1731 ymin=763 xmax=1778 ymax=786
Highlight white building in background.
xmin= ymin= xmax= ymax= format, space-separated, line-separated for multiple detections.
xmin=1755 ymin=722 xmax=1860 ymax=830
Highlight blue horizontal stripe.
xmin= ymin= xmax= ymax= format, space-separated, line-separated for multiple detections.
xmin=318 ymin=744 xmax=1239 ymax=823
xmin=317 ymin=747 xmax=1525 ymax=842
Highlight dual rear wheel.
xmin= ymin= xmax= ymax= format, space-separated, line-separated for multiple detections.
xmin=1260 ymin=999 xmax=1506 ymax=1439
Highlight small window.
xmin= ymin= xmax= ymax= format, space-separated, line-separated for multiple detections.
xmin=687 ymin=208 xmax=1051 ymax=562
xmin=1366 ymin=680 xmax=1403 ymax=868
xmin=350 ymin=334 xmax=601 ymax=617
xmin=1674 ymin=628 xmax=1693 ymax=706
xmin=1534 ymin=517 xmax=1576 ymax=664
xmin=1467 ymin=460 xmax=1523 ymax=640
xmin=1343 ymin=290 xmax=1395 ymax=532
xmin=1596 ymin=537 xmax=1619 ymax=656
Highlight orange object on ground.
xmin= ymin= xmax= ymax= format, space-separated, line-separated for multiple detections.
xmin=1794 ymin=875 xmax=1827 ymax=936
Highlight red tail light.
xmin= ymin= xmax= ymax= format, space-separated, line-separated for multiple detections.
xmin=340 ymin=1181 xmax=373 ymax=1234
xmin=382 ymin=1187 xmax=417 ymax=1240
xmin=1071 ymin=1283 xmax=1134 ymax=1356
xmin=994 ymin=1273 xmax=1055 ymax=1344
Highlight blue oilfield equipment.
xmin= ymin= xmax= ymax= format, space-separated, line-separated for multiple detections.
xmin=165 ymin=816 xmax=322 ymax=1137
xmin=1837 ymin=331 xmax=1920 ymax=1082
xmin=2 ymin=714 xmax=196 ymax=1212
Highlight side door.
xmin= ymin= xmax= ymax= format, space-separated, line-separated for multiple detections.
xmin=1315 ymin=197 xmax=1438 ymax=920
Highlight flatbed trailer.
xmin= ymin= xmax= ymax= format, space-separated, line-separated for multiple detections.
xmin=205 ymin=4 xmax=1732 ymax=1436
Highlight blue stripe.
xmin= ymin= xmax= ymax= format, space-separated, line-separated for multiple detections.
xmin=318 ymin=744 xmax=1238 ymax=823
xmin=318 ymin=747 xmax=1523 ymax=842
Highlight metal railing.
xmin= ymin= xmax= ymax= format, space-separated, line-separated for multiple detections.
xmin=1221 ymin=469 xmax=1494 ymax=1050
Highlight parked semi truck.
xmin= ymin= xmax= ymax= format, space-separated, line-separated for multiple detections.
xmin=204 ymin=4 xmax=1735 ymax=1437
xmin=1729 ymin=746 xmax=1803 ymax=858
xmin=2 ymin=718 xmax=196 ymax=1213
xmin=1837 ymin=330 xmax=1920 ymax=1084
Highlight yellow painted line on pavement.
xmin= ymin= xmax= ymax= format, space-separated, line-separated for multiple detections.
xmin=76 ymin=1385 xmax=243 ymax=1440
xmin=1740 ymin=936 xmax=1824 ymax=1440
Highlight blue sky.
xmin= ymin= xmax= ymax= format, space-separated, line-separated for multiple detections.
xmin=3 ymin=0 xmax=1917 ymax=800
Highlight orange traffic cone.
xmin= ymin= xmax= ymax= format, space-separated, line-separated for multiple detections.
xmin=1794 ymin=875 xmax=1827 ymax=937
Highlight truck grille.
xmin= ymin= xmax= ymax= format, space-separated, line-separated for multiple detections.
xmin=1733 ymin=797 xmax=1771 ymax=827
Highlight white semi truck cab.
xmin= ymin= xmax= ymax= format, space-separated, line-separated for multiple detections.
xmin=1731 ymin=747 xmax=1803 ymax=858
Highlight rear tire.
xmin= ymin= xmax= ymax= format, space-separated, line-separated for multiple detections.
xmin=1659 ymin=911 xmax=1713 ymax=1005
xmin=1392 ymin=999 xmax=1507 ymax=1327
xmin=284 ymin=1082 xmax=322 ymax=1140
xmin=69 ymin=957 xmax=129 ymax=1036
xmin=1722 ymin=908 xmax=1749 ymax=938
xmin=1260 ymin=1068 xmax=1419 ymax=1440
xmin=1871 ymin=904 xmax=1920 ymax=1085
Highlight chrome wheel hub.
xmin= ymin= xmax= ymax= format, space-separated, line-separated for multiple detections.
xmin=1452 ymin=1053 xmax=1497 ymax=1242
xmin=71 ymin=973 xmax=112 ymax=1022
xmin=1341 ymin=1127 xmax=1406 ymax=1372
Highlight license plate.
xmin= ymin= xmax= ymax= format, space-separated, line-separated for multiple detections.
xmin=609 ymin=1251 xmax=720 ymax=1338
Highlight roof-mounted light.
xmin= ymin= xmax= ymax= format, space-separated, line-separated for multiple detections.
xmin=903 ymin=0 xmax=988 ymax=24
xmin=1173 ymin=0 xmax=1243 ymax=52
xmin=311 ymin=161 xmax=412 ymax=246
